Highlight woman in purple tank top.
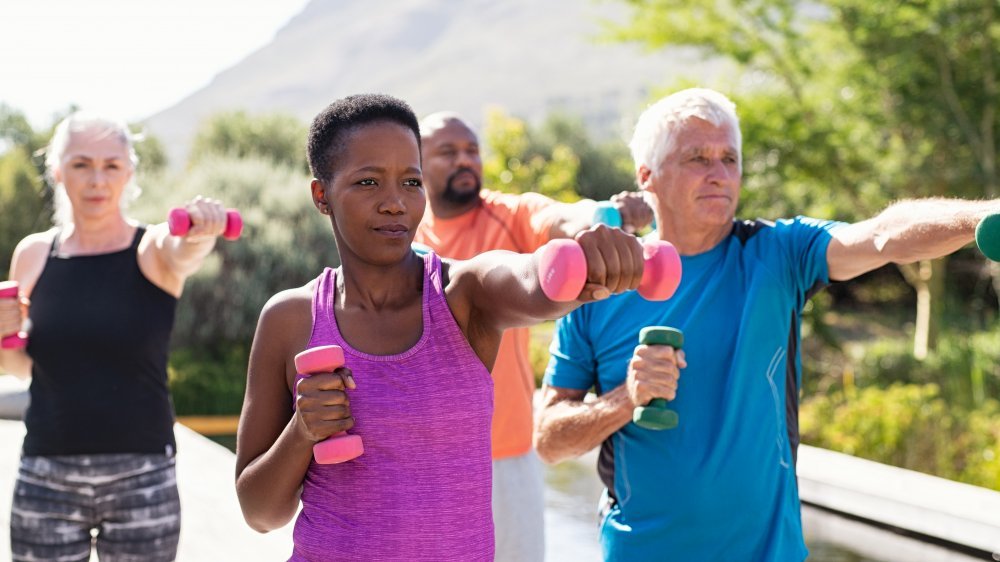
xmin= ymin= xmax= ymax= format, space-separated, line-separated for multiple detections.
xmin=235 ymin=94 xmax=646 ymax=562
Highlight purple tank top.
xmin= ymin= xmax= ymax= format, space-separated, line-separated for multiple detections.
xmin=290 ymin=252 xmax=495 ymax=561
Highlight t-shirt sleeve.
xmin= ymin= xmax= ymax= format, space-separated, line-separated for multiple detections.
xmin=543 ymin=309 xmax=597 ymax=391
xmin=777 ymin=216 xmax=846 ymax=297
xmin=510 ymin=191 xmax=560 ymax=251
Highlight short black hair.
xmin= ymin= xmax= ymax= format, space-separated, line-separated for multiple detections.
xmin=307 ymin=93 xmax=421 ymax=182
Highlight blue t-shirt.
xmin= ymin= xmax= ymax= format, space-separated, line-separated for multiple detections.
xmin=545 ymin=217 xmax=842 ymax=561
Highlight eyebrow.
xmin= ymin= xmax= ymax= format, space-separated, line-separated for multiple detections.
xmin=353 ymin=165 xmax=422 ymax=174
xmin=68 ymin=155 xmax=124 ymax=162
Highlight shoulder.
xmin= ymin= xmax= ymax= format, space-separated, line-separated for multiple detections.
xmin=260 ymin=284 xmax=314 ymax=325
xmin=10 ymin=229 xmax=57 ymax=290
xmin=481 ymin=189 xmax=556 ymax=212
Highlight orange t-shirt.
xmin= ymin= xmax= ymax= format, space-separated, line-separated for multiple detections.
xmin=414 ymin=189 xmax=557 ymax=459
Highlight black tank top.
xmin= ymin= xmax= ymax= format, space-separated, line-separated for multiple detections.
xmin=23 ymin=227 xmax=178 ymax=456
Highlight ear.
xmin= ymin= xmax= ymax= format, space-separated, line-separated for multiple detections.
xmin=636 ymin=165 xmax=653 ymax=192
xmin=310 ymin=178 xmax=330 ymax=214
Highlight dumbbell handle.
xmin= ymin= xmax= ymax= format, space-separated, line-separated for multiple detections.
xmin=537 ymin=238 xmax=681 ymax=302
xmin=0 ymin=281 xmax=28 ymax=349
xmin=294 ymin=345 xmax=364 ymax=464
xmin=168 ymin=207 xmax=243 ymax=240
xmin=633 ymin=326 xmax=684 ymax=430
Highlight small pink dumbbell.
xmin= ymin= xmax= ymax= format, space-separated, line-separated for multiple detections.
xmin=538 ymin=238 xmax=682 ymax=302
xmin=167 ymin=207 xmax=243 ymax=240
xmin=0 ymin=281 xmax=28 ymax=349
xmin=294 ymin=345 xmax=364 ymax=464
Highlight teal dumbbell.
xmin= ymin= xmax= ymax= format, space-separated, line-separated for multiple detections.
xmin=592 ymin=201 xmax=656 ymax=231
xmin=632 ymin=326 xmax=684 ymax=430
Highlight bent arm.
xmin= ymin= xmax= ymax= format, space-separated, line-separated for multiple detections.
xmin=827 ymin=198 xmax=1000 ymax=282
xmin=235 ymin=290 xmax=315 ymax=532
xmin=534 ymin=384 xmax=634 ymax=464
xmin=0 ymin=233 xmax=51 ymax=378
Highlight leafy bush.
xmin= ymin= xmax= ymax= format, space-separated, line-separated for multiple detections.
xmin=801 ymin=383 xmax=1000 ymax=490
xmin=132 ymin=156 xmax=338 ymax=413
xmin=168 ymin=344 xmax=249 ymax=415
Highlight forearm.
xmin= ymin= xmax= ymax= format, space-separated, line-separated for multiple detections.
xmin=534 ymin=384 xmax=634 ymax=464
xmin=870 ymin=198 xmax=998 ymax=262
xmin=154 ymin=223 xmax=217 ymax=279
xmin=545 ymin=200 xmax=598 ymax=239
xmin=829 ymin=198 xmax=1000 ymax=281
xmin=236 ymin=420 xmax=315 ymax=532
xmin=0 ymin=349 xmax=31 ymax=379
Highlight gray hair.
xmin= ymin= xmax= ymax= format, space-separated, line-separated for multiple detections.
xmin=629 ymin=88 xmax=742 ymax=177
xmin=45 ymin=112 xmax=142 ymax=227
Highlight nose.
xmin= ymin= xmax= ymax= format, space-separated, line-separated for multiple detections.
xmin=707 ymin=158 xmax=737 ymax=184
xmin=378 ymin=185 xmax=407 ymax=215
xmin=91 ymin=168 xmax=108 ymax=187
xmin=455 ymin=149 xmax=478 ymax=169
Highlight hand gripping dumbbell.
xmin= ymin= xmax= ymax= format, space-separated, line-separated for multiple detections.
xmin=592 ymin=200 xmax=657 ymax=232
xmin=294 ymin=345 xmax=365 ymax=464
xmin=0 ymin=281 xmax=28 ymax=349
xmin=976 ymin=213 xmax=1000 ymax=261
xmin=168 ymin=207 xmax=243 ymax=240
xmin=537 ymin=238 xmax=682 ymax=302
xmin=633 ymin=326 xmax=684 ymax=430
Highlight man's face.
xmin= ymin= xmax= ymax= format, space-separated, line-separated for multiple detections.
xmin=421 ymin=120 xmax=482 ymax=206
xmin=642 ymin=117 xmax=741 ymax=230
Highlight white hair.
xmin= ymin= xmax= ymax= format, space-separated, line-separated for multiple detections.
xmin=629 ymin=88 xmax=742 ymax=176
xmin=45 ymin=112 xmax=142 ymax=227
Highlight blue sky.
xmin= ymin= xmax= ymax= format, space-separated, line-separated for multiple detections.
xmin=1 ymin=0 xmax=310 ymax=128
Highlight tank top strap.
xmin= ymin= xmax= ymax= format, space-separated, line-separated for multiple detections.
xmin=130 ymin=225 xmax=146 ymax=249
xmin=309 ymin=267 xmax=339 ymax=348
xmin=48 ymin=228 xmax=62 ymax=257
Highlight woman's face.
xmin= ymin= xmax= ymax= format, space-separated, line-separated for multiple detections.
xmin=53 ymin=128 xmax=133 ymax=223
xmin=315 ymin=120 xmax=425 ymax=266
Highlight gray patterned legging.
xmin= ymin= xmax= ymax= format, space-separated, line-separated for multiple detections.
xmin=10 ymin=453 xmax=181 ymax=562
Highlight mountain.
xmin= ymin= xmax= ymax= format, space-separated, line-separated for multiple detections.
xmin=143 ymin=0 xmax=725 ymax=167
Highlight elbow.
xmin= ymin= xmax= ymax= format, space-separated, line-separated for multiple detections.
xmin=241 ymin=508 xmax=295 ymax=534
xmin=532 ymin=422 xmax=564 ymax=465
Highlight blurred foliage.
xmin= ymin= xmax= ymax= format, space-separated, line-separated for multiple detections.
xmin=481 ymin=108 xmax=637 ymax=203
xmin=801 ymin=384 xmax=1000 ymax=490
xmin=0 ymin=147 xmax=50 ymax=270
xmin=606 ymin=0 xmax=1000 ymax=357
xmin=131 ymin=154 xmax=336 ymax=351
xmin=189 ymin=110 xmax=309 ymax=173
xmin=169 ymin=343 xmax=250 ymax=415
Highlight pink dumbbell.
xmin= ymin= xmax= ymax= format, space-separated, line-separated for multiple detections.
xmin=0 ymin=281 xmax=28 ymax=349
xmin=294 ymin=345 xmax=364 ymax=464
xmin=538 ymin=238 xmax=682 ymax=302
xmin=167 ymin=207 xmax=243 ymax=240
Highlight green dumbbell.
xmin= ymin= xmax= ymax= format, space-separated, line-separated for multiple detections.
xmin=632 ymin=326 xmax=684 ymax=430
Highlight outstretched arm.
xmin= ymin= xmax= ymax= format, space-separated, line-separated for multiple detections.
xmin=540 ymin=191 xmax=654 ymax=239
xmin=139 ymin=196 xmax=229 ymax=297
xmin=444 ymin=225 xmax=645 ymax=371
xmin=828 ymin=198 xmax=999 ymax=282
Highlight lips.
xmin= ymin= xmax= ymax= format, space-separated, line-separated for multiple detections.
xmin=374 ymin=224 xmax=409 ymax=235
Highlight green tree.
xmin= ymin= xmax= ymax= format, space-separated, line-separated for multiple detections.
xmin=481 ymin=108 xmax=636 ymax=203
xmin=605 ymin=0 xmax=1000 ymax=357
xmin=0 ymin=147 xmax=49 ymax=269
xmin=188 ymin=110 xmax=309 ymax=173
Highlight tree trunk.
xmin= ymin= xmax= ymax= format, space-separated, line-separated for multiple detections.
xmin=899 ymin=258 xmax=947 ymax=360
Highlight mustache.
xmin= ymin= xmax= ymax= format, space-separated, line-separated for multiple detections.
xmin=448 ymin=167 xmax=479 ymax=182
